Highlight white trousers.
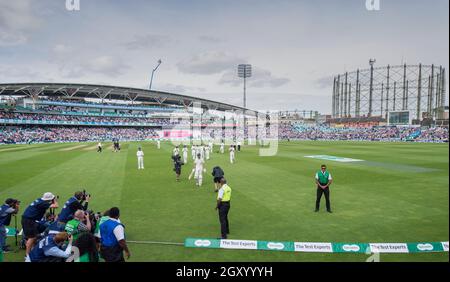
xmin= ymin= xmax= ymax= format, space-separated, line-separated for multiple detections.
xmin=138 ymin=157 xmax=144 ymax=169
xmin=194 ymin=169 xmax=203 ymax=185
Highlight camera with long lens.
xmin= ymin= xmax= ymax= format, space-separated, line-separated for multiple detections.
xmin=82 ymin=189 xmax=91 ymax=201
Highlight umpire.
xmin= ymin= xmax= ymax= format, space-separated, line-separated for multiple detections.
xmin=315 ymin=164 xmax=333 ymax=213
xmin=216 ymin=178 xmax=231 ymax=239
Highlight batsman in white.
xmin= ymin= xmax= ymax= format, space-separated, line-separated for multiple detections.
xmin=137 ymin=147 xmax=144 ymax=169
xmin=189 ymin=153 xmax=206 ymax=187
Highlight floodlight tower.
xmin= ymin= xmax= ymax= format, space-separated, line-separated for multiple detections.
xmin=238 ymin=64 xmax=252 ymax=108
xmin=149 ymin=59 xmax=162 ymax=90
xmin=368 ymin=58 xmax=376 ymax=116
xmin=238 ymin=64 xmax=252 ymax=141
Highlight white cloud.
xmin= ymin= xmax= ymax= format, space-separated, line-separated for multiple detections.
xmin=82 ymin=56 xmax=130 ymax=77
xmin=158 ymin=83 xmax=206 ymax=94
xmin=0 ymin=64 xmax=41 ymax=80
xmin=0 ymin=0 xmax=42 ymax=46
xmin=177 ymin=51 xmax=244 ymax=75
xmin=53 ymin=44 xmax=73 ymax=54
xmin=314 ymin=75 xmax=335 ymax=89
xmin=55 ymin=55 xmax=130 ymax=79
xmin=197 ymin=35 xmax=223 ymax=44
xmin=0 ymin=30 xmax=27 ymax=46
xmin=123 ymin=34 xmax=174 ymax=50
xmin=219 ymin=67 xmax=290 ymax=88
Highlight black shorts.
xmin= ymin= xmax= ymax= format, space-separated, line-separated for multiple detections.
xmin=21 ymin=217 xmax=39 ymax=238
xmin=214 ymin=177 xmax=222 ymax=183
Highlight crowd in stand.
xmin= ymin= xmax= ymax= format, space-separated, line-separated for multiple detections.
xmin=36 ymin=105 xmax=150 ymax=117
xmin=43 ymin=96 xmax=178 ymax=111
xmin=1 ymin=109 xmax=448 ymax=144
xmin=0 ymin=111 xmax=188 ymax=126
xmin=0 ymin=126 xmax=158 ymax=144
xmin=278 ymin=123 xmax=448 ymax=142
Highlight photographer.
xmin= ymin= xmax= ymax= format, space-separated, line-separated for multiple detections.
xmin=212 ymin=166 xmax=225 ymax=192
xmin=58 ymin=191 xmax=90 ymax=224
xmin=64 ymin=210 xmax=92 ymax=241
xmin=42 ymin=213 xmax=66 ymax=236
xmin=27 ymin=232 xmax=73 ymax=262
xmin=0 ymin=198 xmax=20 ymax=253
xmin=172 ymin=154 xmax=184 ymax=182
xmin=22 ymin=192 xmax=58 ymax=256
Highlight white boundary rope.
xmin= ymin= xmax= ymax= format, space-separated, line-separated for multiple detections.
xmin=127 ymin=240 xmax=184 ymax=246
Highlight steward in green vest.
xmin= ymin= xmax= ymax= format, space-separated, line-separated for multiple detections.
xmin=216 ymin=178 xmax=231 ymax=239
xmin=64 ymin=210 xmax=91 ymax=241
xmin=315 ymin=164 xmax=333 ymax=213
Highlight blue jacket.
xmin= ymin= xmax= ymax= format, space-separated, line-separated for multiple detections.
xmin=0 ymin=204 xmax=13 ymax=226
xmin=100 ymin=219 xmax=125 ymax=247
xmin=57 ymin=196 xmax=78 ymax=223
xmin=28 ymin=235 xmax=58 ymax=262
xmin=22 ymin=198 xmax=51 ymax=221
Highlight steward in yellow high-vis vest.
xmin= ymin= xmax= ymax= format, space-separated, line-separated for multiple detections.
xmin=216 ymin=178 xmax=231 ymax=239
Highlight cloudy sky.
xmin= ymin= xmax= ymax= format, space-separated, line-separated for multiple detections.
xmin=0 ymin=0 xmax=448 ymax=113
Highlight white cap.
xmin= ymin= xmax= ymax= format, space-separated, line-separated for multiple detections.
xmin=41 ymin=192 xmax=55 ymax=201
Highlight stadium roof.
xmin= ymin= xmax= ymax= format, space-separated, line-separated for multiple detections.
xmin=0 ymin=83 xmax=258 ymax=115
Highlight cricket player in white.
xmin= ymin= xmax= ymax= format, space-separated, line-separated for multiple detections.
xmin=191 ymin=145 xmax=196 ymax=160
xmin=137 ymin=147 xmax=144 ymax=169
xmin=189 ymin=154 xmax=205 ymax=187
xmin=209 ymin=141 xmax=213 ymax=154
xmin=229 ymin=146 xmax=235 ymax=164
xmin=157 ymin=139 xmax=161 ymax=149
xmin=199 ymin=145 xmax=205 ymax=160
xmin=220 ymin=142 xmax=225 ymax=154
xmin=204 ymin=145 xmax=210 ymax=160
xmin=182 ymin=145 xmax=188 ymax=164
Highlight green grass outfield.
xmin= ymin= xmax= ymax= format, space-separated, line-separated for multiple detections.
xmin=0 ymin=141 xmax=448 ymax=262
